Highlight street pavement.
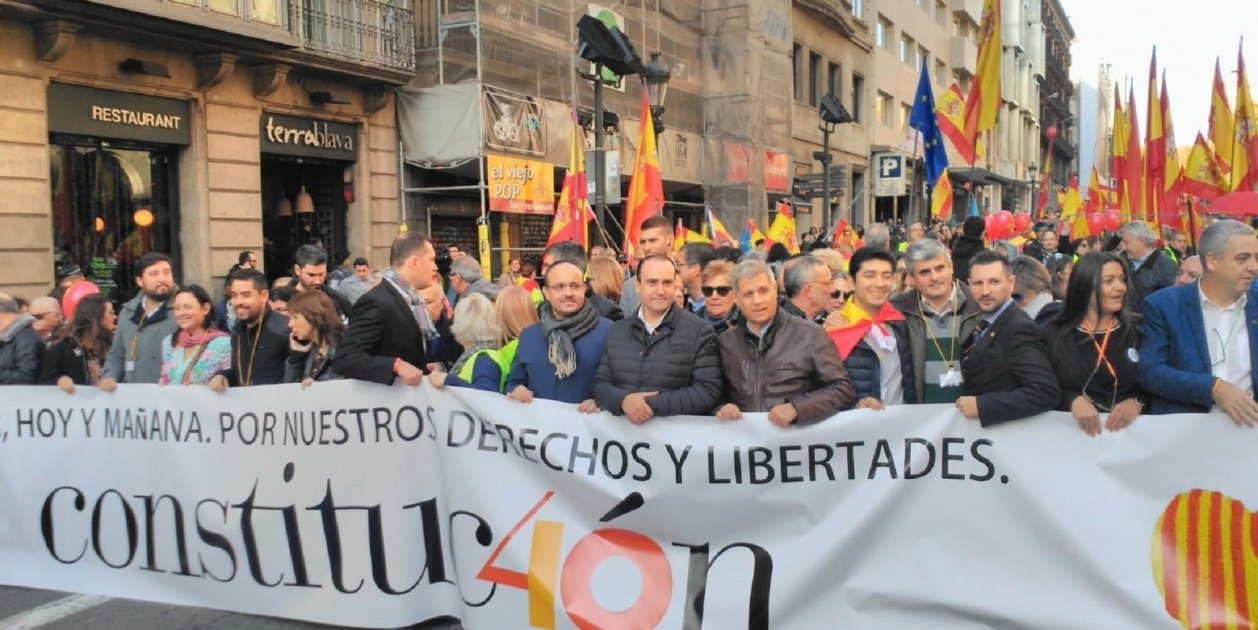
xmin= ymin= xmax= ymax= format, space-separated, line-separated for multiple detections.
xmin=0 ymin=586 xmax=463 ymax=629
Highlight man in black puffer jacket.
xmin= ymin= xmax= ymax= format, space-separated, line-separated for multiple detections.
xmin=829 ymin=247 xmax=917 ymax=408
xmin=951 ymin=215 xmax=988 ymax=284
xmin=592 ymin=256 xmax=722 ymax=422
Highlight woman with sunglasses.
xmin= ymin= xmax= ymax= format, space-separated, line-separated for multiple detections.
xmin=697 ymin=260 xmax=740 ymax=331
xmin=1043 ymin=252 xmax=1144 ymax=436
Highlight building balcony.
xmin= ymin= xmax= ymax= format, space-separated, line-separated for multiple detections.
xmin=951 ymin=35 xmax=976 ymax=77
xmin=289 ymin=0 xmax=415 ymax=71
xmin=950 ymin=0 xmax=981 ymax=26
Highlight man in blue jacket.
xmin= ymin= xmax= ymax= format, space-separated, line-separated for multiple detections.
xmin=506 ymin=259 xmax=611 ymax=405
xmin=1138 ymin=219 xmax=1258 ymax=426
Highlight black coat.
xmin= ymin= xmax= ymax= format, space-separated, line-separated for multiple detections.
xmin=39 ymin=338 xmax=99 ymax=385
xmin=1127 ymin=250 xmax=1178 ymax=304
xmin=961 ymin=303 xmax=1061 ymax=426
xmin=951 ymin=236 xmax=987 ymax=284
xmin=285 ymin=343 xmax=341 ymax=383
xmin=221 ymin=306 xmax=291 ymax=386
xmin=842 ymin=321 xmax=918 ymax=405
xmin=1043 ymin=321 xmax=1143 ymax=412
xmin=591 ymin=307 xmax=723 ymax=416
xmin=334 ymin=282 xmax=430 ymax=384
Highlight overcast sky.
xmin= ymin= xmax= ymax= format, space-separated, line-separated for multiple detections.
xmin=1062 ymin=0 xmax=1254 ymax=147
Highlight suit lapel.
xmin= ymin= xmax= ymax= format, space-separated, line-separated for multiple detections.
xmin=969 ymin=303 xmax=1014 ymax=362
xmin=1247 ymin=287 xmax=1258 ymax=393
xmin=1182 ymin=285 xmax=1211 ymax=373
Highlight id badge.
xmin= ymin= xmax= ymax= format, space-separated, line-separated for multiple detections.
xmin=939 ymin=369 xmax=963 ymax=387
xmin=125 ymin=360 xmax=136 ymax=373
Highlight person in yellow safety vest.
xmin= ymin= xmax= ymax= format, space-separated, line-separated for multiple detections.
xmin=427 ymin=293 xmax=508 ymax=393
xmin=896 ymin=222 xmax=925 ymax=253
xmin=494 ymin=285 xmax=539 ymax=370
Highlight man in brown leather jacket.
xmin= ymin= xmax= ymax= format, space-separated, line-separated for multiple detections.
xmin=716 ymin=259 xmax=855 ymax=426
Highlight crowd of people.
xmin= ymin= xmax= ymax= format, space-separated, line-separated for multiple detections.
xmin=1 ymin=210 xmax=1256 ymax=435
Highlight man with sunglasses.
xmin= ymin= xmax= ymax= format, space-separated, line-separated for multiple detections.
xmin=591 ymin=255 xmax=722 ymax=423
xmin=890 ymin=239 xmax=982 ymax=404
xmin=678 ymin=242 xmax=717 ymax=314
xmin=27 ymin=297 xmax=63 ymax=341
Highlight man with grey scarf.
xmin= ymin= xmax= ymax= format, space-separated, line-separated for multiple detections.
xmin=505 ymin=260 xmax=611 ymax=405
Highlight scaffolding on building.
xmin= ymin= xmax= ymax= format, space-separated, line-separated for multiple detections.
xmin=396 ymin=0 xmax=787 ymax=273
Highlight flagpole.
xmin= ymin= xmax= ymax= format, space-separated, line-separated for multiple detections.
xmin=909 ymin=132 xmax=921 ymax=226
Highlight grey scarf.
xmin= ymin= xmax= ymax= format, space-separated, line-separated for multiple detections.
xmin=381 ymin=269 xmax=439 ymax=341
xmin=539 ymin=301 xmax=599 ymax=379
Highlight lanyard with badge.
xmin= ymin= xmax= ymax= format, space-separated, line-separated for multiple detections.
xmin=126 ymin=305 xmax=156 ymax=374
xmin=1081 ymin=324 xmax=1119 ymax=411
xmin=920 ymin=293 xmax=964 ymax=388
xmin=236 ymin=313 xmax=267 ymax=386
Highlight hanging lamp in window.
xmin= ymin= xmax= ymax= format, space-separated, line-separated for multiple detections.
xmin=276 ymin=196 xmax=294 ymax=217
xmin=296 ymin=159 xmax=314 ymax=214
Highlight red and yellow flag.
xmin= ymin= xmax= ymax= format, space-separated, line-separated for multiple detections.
xmin=931 ymin=169 xmax=953 ymax=221
xmin=1232 ymin=44 xmax=1258 ymax=192
xmin=962 ymin=0 xmax=1001 ymax=150
xmin=546 ymin=109 xmax=592 ymax=249
xmin=1145 ymin=48 xmax=1165 ymax=231
xmin=1084 ymin=167 xmax=1104 ymax=213
xmin=766 ymin=201 xmax=800 ymax=253
xmin=623 ymin=89 xmax=664 ymax=257
xmin=673 ymin=218 xmax=711 ymax=250
xmin=937 ymin=84 xmax=979 ymax=163
xmin=1160 ymin=71 xmax=1184 ymax=214
xmin=1209 ymin=58 xmax=1235 ymax=178
xmin=1184 ymin=132 xmax=1229 ymax=200
xmin=1111 ymin=91 xmax=1129 ymax=217
xmin=1125 ymin=87 xmax=1145 ymax=221
xmin=1036 ymin=144 xmax=1053 ymax=218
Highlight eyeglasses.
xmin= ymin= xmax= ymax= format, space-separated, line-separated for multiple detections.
xmin=29 ymin=311 xmax=57 ymax=319
xmin=701 ymin=285 xmax=733 ymax=297
xmin=831 ymin=290 xmax=852 ymax=301
xmin=545 ymin=282 xmax=584 ymax=294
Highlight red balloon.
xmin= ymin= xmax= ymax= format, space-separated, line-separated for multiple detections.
xmin=991 ymin=210 xmax=1014 ymax=239
xmin=61 ymin=280 xmax=100 ymax=320
xmin=1086 ymin=212 xmax=1106 ymax=236
xmin=1102 ymin=208 xmax=1123 ymax=232
xmin=1014 ymin=212 xmax=1032 ymax=233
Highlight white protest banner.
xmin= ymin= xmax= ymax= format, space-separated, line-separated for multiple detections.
xmin=0 ymin=381 xmax=1255 ymax=629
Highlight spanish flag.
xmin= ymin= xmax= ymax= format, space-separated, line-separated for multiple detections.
xmin=962 ymin=0 xmax=1001 ymax=148
xmin=1209 ymin=58 xmax=1234 ymax=177
xmin=765 ymin=201 xmax=800 ymax=253
xmin=1184 ymin=132 xmax=1228 ymax=200
xmin=546 ymin=109 xmax=592 ymax=249
xmin=623 ymin=89 xmax=665 ymax=257
xmin=931 ymin=169 xmax=953 ymax=222
xmin=1232 ymin=43 xmax=1258 ymax=192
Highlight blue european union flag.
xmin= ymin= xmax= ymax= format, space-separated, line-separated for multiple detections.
xmin=909 ymin=59 xmax=949 ymax=189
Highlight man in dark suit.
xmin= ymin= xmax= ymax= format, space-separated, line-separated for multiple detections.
xmin=209 ymin=268 xmax=290 ymax=391
xmin=1120 ymin=221 xmax=1178 ymax=303
xmin=1138 ymin=219 xmax=1258 ymax=426
xmin=334 ymin=233 xmax=438 ymax=385
xmin=956 ymin=251 xmax=1060 ymax=426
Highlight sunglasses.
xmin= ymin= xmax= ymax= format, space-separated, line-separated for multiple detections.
xmin=701 ymin=285 xmax=733 ymax=297
xmin=831 ymin=290 xmax=852 ymax=301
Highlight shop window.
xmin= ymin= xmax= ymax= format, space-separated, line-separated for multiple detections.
xmin=49 ymin=143 xmax=179 ymax=304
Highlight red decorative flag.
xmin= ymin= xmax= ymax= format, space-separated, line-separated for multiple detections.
xmin=546 ymin=109 xmax=592 ymax=249
xmin=623 ymin=89 xmax=665 ymax=257
xmin=1210 ymin=58 xmax=1235 ymax=177
xmin=1160 ymin=71 xmax=1184 ymax=217
xmin=1183 ymin=132 xmax=1228 ymax=200
xmin=1111 ymin=91 xmax=1129 ymax=219
xmin=1084 ymin=167 xmax=1104 ymax=213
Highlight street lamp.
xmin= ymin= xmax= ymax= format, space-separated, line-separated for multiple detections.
xmin=1027 ymin=163 xmax=1038 ymax=213
xmin=641 ymin=51 xmax=671 ymax=139
xmin=815 ymin=94 xmax=854 ymax=235
xmin=576 ymin=15 xmax=644 ymax=249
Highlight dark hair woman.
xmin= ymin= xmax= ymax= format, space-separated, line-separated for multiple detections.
xmin=284 ymin=289 xmax=346 ymax=386
xmin=160 ymin=285 xmax=231 ymax=386
xmin=1044 ymin=252 xmax=1144 ymax=436
xmin=39 ymin=294 xmax=117 ymax=393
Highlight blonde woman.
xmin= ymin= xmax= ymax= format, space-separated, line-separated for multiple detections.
xmin=586 ymin=256 xmax=624 ymax=304
xmin=428 ymin=293 xmax=506 ymax=393
xmin=493 ymin=285 xmax=539 ymax=369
